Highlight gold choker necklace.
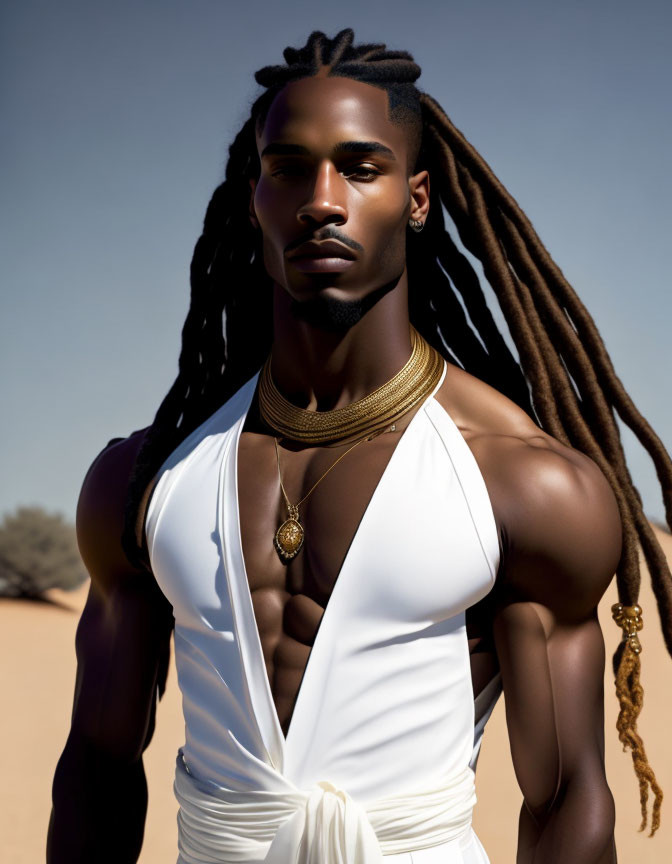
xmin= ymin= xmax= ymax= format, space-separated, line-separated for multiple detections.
xmin=258 ymin=326 xmax=445 ymax=445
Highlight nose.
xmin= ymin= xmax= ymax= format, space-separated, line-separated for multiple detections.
xmin=297 ymin=161 xmax=348 ymax=227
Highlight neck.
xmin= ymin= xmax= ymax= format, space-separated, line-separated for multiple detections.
xmin=270 ymin=272 xmax=412 ymax=411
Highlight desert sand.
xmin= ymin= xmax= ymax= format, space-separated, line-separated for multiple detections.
xmin=1 ymin=527 xmax=670 ymax=863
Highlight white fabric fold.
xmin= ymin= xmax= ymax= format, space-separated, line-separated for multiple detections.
xmin=174 ymin=753 xmax=476 ymax=864
xmin=265 ymin=779 xmax=382 ymax=864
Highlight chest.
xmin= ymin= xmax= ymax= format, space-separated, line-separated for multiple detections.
xmin=236 ymin=427 xmax=404 ymax=611
xmin=148 ymin=404 xmax=496 ymax=632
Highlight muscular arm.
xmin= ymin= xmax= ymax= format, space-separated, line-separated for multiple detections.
xmin=47 ymin=434 xmax=174 ymax=864
xmin=491 ymin=439 xmax=622 ymax=863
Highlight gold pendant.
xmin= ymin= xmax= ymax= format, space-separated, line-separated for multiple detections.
xmin=274 ymin=505 xmax=304 ymax=561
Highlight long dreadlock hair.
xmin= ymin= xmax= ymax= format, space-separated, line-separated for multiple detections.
xmin=123 ymin=28 xmax=672 ymax=834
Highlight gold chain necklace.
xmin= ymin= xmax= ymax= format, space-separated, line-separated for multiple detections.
xmin=273 ymin=426 xmax=393 ymax=561
xmin=259 ymin=325 xmax=444 ymax=445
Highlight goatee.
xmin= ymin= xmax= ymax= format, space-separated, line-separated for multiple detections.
xmin=289 ymin=278 xmax=401 ymax=332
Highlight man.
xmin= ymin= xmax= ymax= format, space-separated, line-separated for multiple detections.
xmin=48 ymin=29 xmax=671 ymax=864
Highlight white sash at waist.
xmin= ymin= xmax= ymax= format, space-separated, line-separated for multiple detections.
xmin=174 ymin=752 xmax=476 ymax=863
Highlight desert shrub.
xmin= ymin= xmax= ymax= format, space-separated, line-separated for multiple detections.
xmin=0 ymin=506 xmax=87 ymax=597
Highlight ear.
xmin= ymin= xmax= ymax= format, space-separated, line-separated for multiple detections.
xmin=408 ymin=170 xmax=430 ymax=224
xmin=249 ymin=178 xmax=259 ymax=230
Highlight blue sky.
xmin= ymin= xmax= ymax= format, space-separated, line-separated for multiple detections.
xmin=2 ymin=0 xmax=670 ymax=524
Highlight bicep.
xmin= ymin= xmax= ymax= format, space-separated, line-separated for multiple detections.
xmin=71 ymin=431 xmax=174 ymax=762
xmin=72 ymin=577 xmax=173 ymax=762
xmin=492 ymin=443 xmax=620 ymax=816
xmin=493 ymin=601 xmax=607 ymax=816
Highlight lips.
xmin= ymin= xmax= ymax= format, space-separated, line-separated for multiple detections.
xmin=286 ymin=240 xmax=357 ymax=262
xmin=286 ymin=239 xmax=357 ymax=274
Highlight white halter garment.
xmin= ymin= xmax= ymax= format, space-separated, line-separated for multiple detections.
xmin=145 ymin=365 xmax=502 ymax=864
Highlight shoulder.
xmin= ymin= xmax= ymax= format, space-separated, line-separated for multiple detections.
xmin=491 ymin=434 xmax=621 ymax=618
xmin=496 ymin=433 xmax=620 ymax=572
xmin=76 ymin=428 xmax=150 ymax=590
xmin=436 ymin=365 xmax=622 ymax=617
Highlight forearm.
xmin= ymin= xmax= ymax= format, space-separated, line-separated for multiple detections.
xmin=516 ymin=779 xmax=616 ymax=864
xmin=47 ymin=733 xmax=148 ymax=864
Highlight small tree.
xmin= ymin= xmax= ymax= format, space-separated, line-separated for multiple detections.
xmin=0 ymin=506 xmax=87 ymax=598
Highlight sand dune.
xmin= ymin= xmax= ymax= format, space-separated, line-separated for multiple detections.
xmin=1 ymin=527 xmax=670 ymax=863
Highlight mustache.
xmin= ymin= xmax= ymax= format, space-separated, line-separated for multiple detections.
xmin=284 ymin=226 xmax=364 ymax=255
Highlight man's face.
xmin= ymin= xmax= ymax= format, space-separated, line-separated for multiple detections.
xmin=250 ymin=76 xmax=428 ymax=319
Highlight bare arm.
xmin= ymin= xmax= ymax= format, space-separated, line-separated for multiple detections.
xmin=491 ymin=440 xmax=622 ymax=863
xmin=47 ymin=433 xmax=174 ymax=864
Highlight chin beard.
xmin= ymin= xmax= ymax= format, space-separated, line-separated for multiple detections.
xmin=289 ymin=277 xmax=401 ymax=332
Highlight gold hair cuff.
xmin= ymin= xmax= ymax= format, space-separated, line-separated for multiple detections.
xmin=612 ymin=603 xmax=643 ymax=654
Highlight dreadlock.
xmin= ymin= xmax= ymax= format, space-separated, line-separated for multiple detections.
xmin=123 ymin=28 xmax=672 ymax=834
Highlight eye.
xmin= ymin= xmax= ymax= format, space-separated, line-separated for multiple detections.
xmin=270 ymin=163 xmax=307 ymax=178
xmin=342 ymin=164 xmax=381 ymax=182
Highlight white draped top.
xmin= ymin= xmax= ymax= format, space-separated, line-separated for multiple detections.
xmin=145 ymin=368 xmax=502 ymax=863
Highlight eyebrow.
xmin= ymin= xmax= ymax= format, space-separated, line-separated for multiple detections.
xmin=260 ymin=140 xmax=397 ymax=160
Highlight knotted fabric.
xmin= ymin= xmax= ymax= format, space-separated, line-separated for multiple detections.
xmin=174 ymin=753 xmax=476 ymax=863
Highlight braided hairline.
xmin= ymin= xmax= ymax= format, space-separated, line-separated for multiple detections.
xmin=122 ymin=28 xmax=671 ymax=834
